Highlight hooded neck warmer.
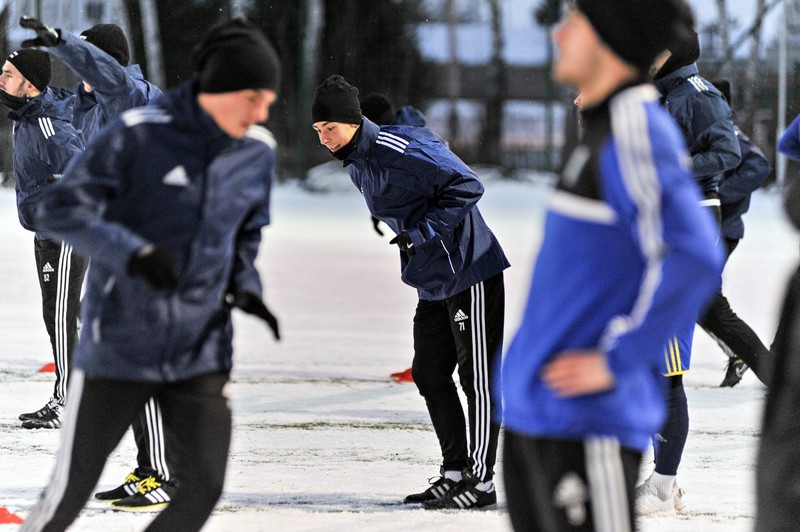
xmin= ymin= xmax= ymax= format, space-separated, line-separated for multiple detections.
xmin=0 ymin=89 xmax=31 ymax=111
xmin=330 ymin=124 xmax=361 ymax=161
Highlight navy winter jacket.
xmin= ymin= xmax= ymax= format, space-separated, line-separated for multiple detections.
xmin=342 ymin=118 xmax=509 ymax=300
xmin=394 ymin=106 xmax=427 ymax=127
xmin=49 ymin=30 xmax=162 ymax=143
xmin=655 ymin=64 xmax=741 ymax=196
xmin=7 ymin=86 xmax=84 ymax=238
xmin=719 ymin=127 xmax=770 ymax=240
xmin=36 ymin=82 xmax=275 ymax=383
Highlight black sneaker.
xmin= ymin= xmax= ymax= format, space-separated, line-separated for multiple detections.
xmin=111 ymin=476 xmax=176 ymax=511
xmin=423 ymin=468 xmax=497 ymax=510
xmin=21 ymin=404 xmax=61 ymax=429
xmin=19 ymin=398 xmax=58 ymax=421
xmin=422 ymin=479 xmax=497 ymax=510
xmin=403 ymin=476 xmax=459 ymax=504
xmin=720 ymin=357 xmax=748 ymax=387
xmin=95 ymin=471 xmax=143 ymax=501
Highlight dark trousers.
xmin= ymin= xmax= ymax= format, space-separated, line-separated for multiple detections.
xmin=133 ymin=397 xmax=174 ymax=482
xmin=653 ymin=376 xmax=688 ymax=476
xmin=756 ymin=266 xmax=800 ymax=530
xmin=697 ymin=237 xmax=770 ymax=382
xmin=412 ymin=272 xmax=504 ymax=481
xmin=21 ymin=371 xmax=231 ymax=532
xmin=33 ymin=238 xmax=88 ymax=405
xmin=504 ymin=430 xmax=642 ymax=532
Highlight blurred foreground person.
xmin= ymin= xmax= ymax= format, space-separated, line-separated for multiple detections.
xmin=500 ymin=1 xmax=722 ymax=530
xmin=20 ymin=15 xmax=178 ymax=510
xmin=21 ymin=19 xmax=280 ymax=532
xmin=755 ymin=114 xmax=800 ymax=531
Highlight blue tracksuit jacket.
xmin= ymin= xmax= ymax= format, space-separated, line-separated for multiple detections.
xmin=6 ymin=87 xmax=84 ymax=239
xmin=341 ymin=118 xmax=509 ymax=300
xmin=36 ymin=81 xmax=275 ymax=383
xmin=501 ymin=84 xmax=723 ymax=451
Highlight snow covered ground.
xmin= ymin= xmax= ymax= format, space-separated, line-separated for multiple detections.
xmin=0 ymin=174 xmax=796 ymax=531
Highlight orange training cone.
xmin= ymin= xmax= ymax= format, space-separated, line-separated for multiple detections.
xmin=390 ymin=367 xmax=414 ymax=383
xmin=38 ymin=362 xmax=55 ymax=373
xmin=0 ymin=507 xmax=23 ymax=524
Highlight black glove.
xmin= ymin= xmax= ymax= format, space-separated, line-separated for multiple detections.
xmin=389 ymin=231 xmax=416 ymax=255
xmin=371 ymin=215 xmax=384 ymax=237
xmin=226 ymin=292 xmax=280 ymax=340
xmin=20 ymin=17 xmax=61 ymax=48
xmin=127 ymin=245 xmax=180 ymax=291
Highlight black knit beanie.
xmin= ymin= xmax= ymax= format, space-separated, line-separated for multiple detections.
xmin=654 ymin=30 xmax=701 ymax=80
xmin=7 ymin=49 xmax=50 ymax=91
xmin=80 ymin=24 xmax=130 ymax=66
xmin=576 ymin=0 xmax=695 ymax=73
xmin=361 ymin=92 xmax=395 ymax=125
xmin=311 ymin=75 xmax=362 ymax=124
xmin=193 ymin=19 xmax=281 ymax=94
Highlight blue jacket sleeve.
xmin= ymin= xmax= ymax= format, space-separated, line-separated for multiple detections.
xmin=719 ymin=130 xmax=770 ymax=204
xmin=600 ymin=125 xmax=724 ymax=377
xmin=49 ymin=31 xmax=151 ymax=124
xmin=390 ymin=146 xmax=484 ymax=248
xmin=778 ymin=113 xmax=800 ymax=162
xmin=36 ymin=123 xmax=149 ymax=271
xmin=687 ymin=92 xmax=741 ymax=195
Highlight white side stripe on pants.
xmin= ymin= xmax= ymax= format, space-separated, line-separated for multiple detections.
xmin=55 ymin=242 xmax=73 ymax=403
xmin=21 ymin=371 xmax=85 ymax=532
xmin=145 ymin=397 xmax=171 ymax=481
xmin=469 ymin=281 xmax=491 ymax=480
xmin=585 ymin=436 xmax=630 ymax=532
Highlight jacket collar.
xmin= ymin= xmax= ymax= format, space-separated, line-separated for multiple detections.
xmin=164 ymin=81 xmax=231 ymax=144
xmin=7 ymin=87 xmax=74 ymax=122
xmin=581 ymin=79 xmax=653 ymax=124
xmin=655 ymin=63 xmax=699 ymax=96
xmin=342 ymin=117 xmax=379 ymax=167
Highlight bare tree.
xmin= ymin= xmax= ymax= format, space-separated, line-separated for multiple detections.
xmin=742 ymin=0 xmax=766 ymax=133
xmin=139 ymin=0 xmax=164 ymax=87
xmin=446 ymin=0 xmax=460 ymax=147
xmin=714 ymin=0 xmax=730 ymax=78
xmin=479 ymin=0 xmax=505 ymax=167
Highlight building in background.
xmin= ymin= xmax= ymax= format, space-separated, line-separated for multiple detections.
xmin=415 ymin=0 xmax=564 ymax=172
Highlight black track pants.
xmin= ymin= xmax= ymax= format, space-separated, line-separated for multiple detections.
xmin=412 ymin=272 xmax=504 ymax=481
xmin=21 ymin=371 xmax=232 ymax=532
xmin=503 ymin=431 xmax=641 ymax=532
xmin=697 ymin=237 xmax=770 ymax=382
xmin=33 ymin=238 xmax=88 ymax=405
xmin=133 ymin=397 xmax=175 ymax=482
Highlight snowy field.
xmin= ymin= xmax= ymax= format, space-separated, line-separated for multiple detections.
xmin=0 ymin=173 xmax=796 ymax=531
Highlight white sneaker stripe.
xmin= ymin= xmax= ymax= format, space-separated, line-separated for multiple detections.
xmin=145 ymin=488 xmax=168 ymax=503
